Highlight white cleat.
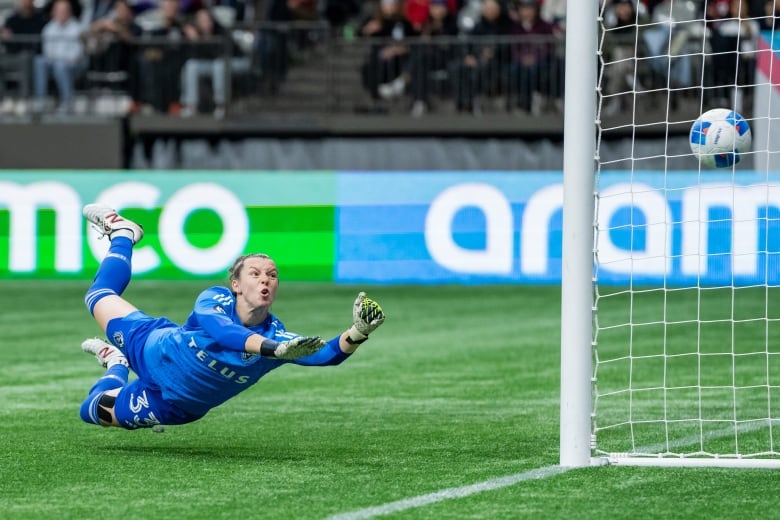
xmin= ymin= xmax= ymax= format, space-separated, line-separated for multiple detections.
xmin=81 ymin=338 xmax=129 ymax=369
xmin=83 ymin=203 xmax=144 ymax=244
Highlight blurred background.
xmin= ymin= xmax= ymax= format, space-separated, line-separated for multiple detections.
xmin=0 ymin=0 xmax=756 ymax=170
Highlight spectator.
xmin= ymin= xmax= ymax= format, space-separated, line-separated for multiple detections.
xmin=180 ymin=0 xmax=205 ymax=15
xmin=507 ymin=0 xmax=562 ymax=114
xmin=211 ymin=0 xmax=249 ymax=24
xmin=34 ymin=0 xmax=87 ymax=114
xmin=324 ymin=0 xmax=361 ymax=29
xmin=43 ymin=0 xmax=83 ymax=20
xmin=450 ymin=0 xmax=512 ymax=114
xmin=359 ymin=0 xmax=417 ymax=104
xmin=640 ymin=0 xmax=699 ymax=89
xmin=734 ymin=0 xmax=759 ymax=69
xmin=179 ymin=7 xmax=251 ymax=118
xmin=639 ymin=0 xmax=665 ymax=17
xmin=408 ymin=0 xmax=459 ymax=116
xmin=81 ymin=0 xmax=143 ymax=110
xmin=136 ymin=0 xmax=185 ymax=113
xmin=540 ymin=0 xmax=566 ymax=28
xmin=747 ymin=0 xmax=766 ymax=19
xmin=1 ymin=0 xmax=46 ymax=53
xmin=255 ymin=0 xmax=320 ymax=95
xmin=0 ymin=0 xmax=47 ymax=113
xmin=81 ymin=0 xmax=117 ymax=27
xmin=406 ymin=0 xmax=431 ymax=32
xmin=758 ymin=0 xmax=780 ymax=31
xmin=705 ymin=0 xmax=758 ymax=112
xmin=125 ymin=0 xmax=158 ymax=17
xmin=602 ymin=0 xmax=648 ymax=115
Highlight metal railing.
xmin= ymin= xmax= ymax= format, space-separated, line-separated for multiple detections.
xmin=0 ymin=22 xmax=750 ymax=119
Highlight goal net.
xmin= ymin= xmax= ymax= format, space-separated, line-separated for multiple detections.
xmin=562 ymin=0 xmax=780 ymax=468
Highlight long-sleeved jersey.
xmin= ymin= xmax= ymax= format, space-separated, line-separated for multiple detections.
xmin=136 ymin=286 xmax=350 ymax=415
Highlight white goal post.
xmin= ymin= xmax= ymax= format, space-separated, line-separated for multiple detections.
xmin=560 ymin=0 xmax=599 ymax=468
xmin=560 ymin=0 xmax=780 ymax=468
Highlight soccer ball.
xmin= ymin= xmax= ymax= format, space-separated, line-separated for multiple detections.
xmin=689 ymin=108 xmax=752 ymax=168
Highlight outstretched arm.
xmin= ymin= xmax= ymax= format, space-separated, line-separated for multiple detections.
xmin=192 ymin=287 xmax=325 ymax=359
xmin=244 ymin=333 xmax=325 ymax=360
xmin=295 ymin=292 xmax=386 ymax=365
xmin=340 ymin=291 xmax=386 ymax=353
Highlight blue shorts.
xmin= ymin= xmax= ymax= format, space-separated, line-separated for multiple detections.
xmin=106 ymin=311 xmax=204 ymax=429
xmin=105 ymin=310 xmax=176 ymax=379
xmin=113 ymin=379 xmax=204 ymax=429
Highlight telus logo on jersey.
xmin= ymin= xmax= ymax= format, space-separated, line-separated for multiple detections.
xmin=188 ymin=337 xmax=250 ymax=384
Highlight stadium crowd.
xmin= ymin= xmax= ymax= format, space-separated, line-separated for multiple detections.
xmin=602 ymin=0 xmax=775 ymax=117
xmin=0 ymin=0 xmax=776 ymax=117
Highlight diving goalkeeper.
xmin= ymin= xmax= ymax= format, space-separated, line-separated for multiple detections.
xmin=78 ymin=203 xmax=385 ymax=429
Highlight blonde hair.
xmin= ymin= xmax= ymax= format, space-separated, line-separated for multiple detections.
xmin=228 ymin=253 xmax=272 ymax=284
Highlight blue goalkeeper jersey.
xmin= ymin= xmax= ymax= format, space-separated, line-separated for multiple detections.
xmin=138 ymin=286 xmax=349 ymax=415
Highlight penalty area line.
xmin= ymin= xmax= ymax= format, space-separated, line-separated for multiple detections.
xmin=326 ymin=465 xmax=571 ymax=520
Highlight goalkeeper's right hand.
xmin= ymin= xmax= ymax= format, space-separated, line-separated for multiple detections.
xmin=271 ymin=336 xmax=326 ymax=360
xmin=347 ymin=292 xmax=385 ymax=345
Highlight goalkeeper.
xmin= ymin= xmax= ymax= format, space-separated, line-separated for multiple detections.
xmin=78 ymin=203 xmax=385 ymax=430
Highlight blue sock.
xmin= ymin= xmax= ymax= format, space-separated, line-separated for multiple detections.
xmin=79 ymin=364 xmax=129 ymax=426
xmin=84 ymin=236 xmax=134 ymax=315
xmin=87 ymin=364 xmax=129 ymax=395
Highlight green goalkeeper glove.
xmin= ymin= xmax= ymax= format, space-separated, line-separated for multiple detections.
xmin=269 ymin=336 xmax=326 ymax=360
xmin=347 ymin=292 xmax=385 ymax=345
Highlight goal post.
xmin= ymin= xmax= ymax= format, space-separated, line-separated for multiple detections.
xmin=559 ymin=0 xmax=599 ymax=468
xmin=561 ymin=0 xmax=780 ymax=468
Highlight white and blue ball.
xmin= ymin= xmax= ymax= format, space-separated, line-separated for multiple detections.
xmin=689 ymin=108 xmax=752 ymax=168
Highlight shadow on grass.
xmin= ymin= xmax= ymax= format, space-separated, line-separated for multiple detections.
xmin=94 ymin=443 xmax=370 ymax=464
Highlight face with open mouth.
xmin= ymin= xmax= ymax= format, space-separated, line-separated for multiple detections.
xmin=231 ymin=255 xmax=280 ymax=314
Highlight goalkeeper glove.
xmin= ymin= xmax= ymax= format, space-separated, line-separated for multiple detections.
xmin=347 ymin=292 xmax=385 ymax=345
xmin=262 ymin=336 xmax=326 ymax=360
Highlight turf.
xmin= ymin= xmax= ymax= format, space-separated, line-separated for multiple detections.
xmin=594 ymin=285 xmax=780 ymax=457
xmin=1 ymin=281 xmax=779 ymax=519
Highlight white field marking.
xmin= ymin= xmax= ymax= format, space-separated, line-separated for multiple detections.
xmin=328 ymin=420 xmax=780 ymax=520
xmin=326 ymin=465 xmax=571 ymax=520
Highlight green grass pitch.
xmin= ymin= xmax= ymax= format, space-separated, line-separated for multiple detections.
xmin=1 ymin=281 xmax=779 ymax=519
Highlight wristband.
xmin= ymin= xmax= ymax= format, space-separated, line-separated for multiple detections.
xmin=347 ymin=325 xmax=368 ymax=345
xmin=345 ymin=335 xmax=367 ymax=346
xmin=260 ymin=338 xmax=280 ymax=357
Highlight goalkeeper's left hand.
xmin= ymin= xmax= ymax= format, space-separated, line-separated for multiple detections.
xmin=347 ymin=292 xmax=385 ymax=345
xmin=272 ymin=335 xmax=326 ymax=360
